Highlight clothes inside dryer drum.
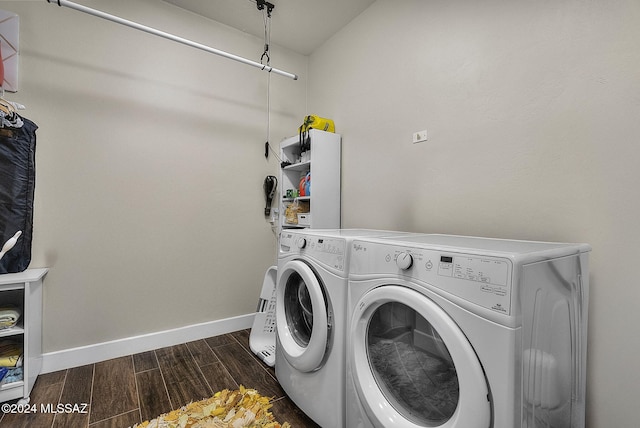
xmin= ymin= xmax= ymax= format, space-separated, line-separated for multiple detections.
xmin=284 ymin=272 xmax=315 ymax=347
xmin=367 ymin=302 xmax=460 ymax=425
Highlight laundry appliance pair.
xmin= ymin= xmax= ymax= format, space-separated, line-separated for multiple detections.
xmin=275 ymin=230 xmax=590 ymax=428
xmin=275 ymin=229 xmax=411 ymax=428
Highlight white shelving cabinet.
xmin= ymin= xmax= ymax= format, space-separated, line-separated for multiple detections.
xmin=279 ymin=129 xmax=341 ymax=230
xmin=0 ymin=268 xmax=47 ymax=404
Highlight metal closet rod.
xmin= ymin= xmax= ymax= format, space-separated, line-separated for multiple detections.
xmin=45 ymin=0 xmax=299 ymax=80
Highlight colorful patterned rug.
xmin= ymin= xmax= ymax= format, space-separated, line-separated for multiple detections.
xmin=132 ymin=386 xmax=291 ymax=428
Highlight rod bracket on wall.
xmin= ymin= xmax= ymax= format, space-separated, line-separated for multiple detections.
xmin=256 ymin=0 xmax=275 ymax=18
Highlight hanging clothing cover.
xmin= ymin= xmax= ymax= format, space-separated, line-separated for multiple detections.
xmin=0 ymin=116 xmax=37 ymax=274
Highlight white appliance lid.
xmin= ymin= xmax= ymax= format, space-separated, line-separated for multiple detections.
xmin=299 ymin=229 xmax=412 ymax=238
xmin=379 ymin=234 xmax=590 ymax=255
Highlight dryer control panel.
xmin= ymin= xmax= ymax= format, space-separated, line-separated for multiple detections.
xmin=351 ymin=240 xmax=513 ymax=315
xmin=438 ymin=255 xmax=509 ymax=287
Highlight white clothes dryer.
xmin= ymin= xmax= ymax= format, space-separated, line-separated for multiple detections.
xmin=275 ymin=229 xmax=411 ymax=428
xmin=346 ymin=234 xmax=590 ymax=428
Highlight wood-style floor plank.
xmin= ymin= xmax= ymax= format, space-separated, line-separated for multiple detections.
xmin=88 ymin=410 xmax=140 ymax=428
xmin=213 ymin=342 xmax=285 ymax=399
xmin=133 ymin=351 xmax=158 ymax=373
xmin=52 ymin=364 xmax=94 ymax=428
xmin=199 ymin=361 xmax=238 ymax=393
xmin=204 ymin=333 xmax=236 ymax=349
xmin=89 ymin=356 xmax=138 ymax=425
xmin=34 ymin=370 xmax=67 ymax=387
xmin=186 ymin=340 xmax=219 ymax=367
xmin=136 ymin=368 xmax=172 ymax=422
xmin=230 ymin=329 xmax=251 ymax=351
xmin=0 ymin=378 xmax=64 ymax=428
xmin=231 ymin=329 xmax=277 ymax=378
xmin=155 ymin=344 xmax=212 ymax=408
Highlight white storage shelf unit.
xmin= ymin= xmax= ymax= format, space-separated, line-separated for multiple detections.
xmin=279 ymin=129 xmax=341 ymax=230
xmin=0 ymin=268 xmax=47 ymax=404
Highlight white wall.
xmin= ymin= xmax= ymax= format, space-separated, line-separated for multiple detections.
xmin=309 ymin=0 xmax=639 ymax=427
xmin=0 ymin=0 xmax=306 ymax=351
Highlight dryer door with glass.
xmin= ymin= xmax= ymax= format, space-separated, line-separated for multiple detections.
xmin=276 ymin=259 xmax=330 ymax=372
xmin=349 ymin=284 xmax=491 ymax=428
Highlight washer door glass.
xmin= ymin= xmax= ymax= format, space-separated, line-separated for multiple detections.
xmin=284 ymin=269 xmax=315 ymax=347
xmin=276 ymin=260 xmax=329 ymax=372
xmin=350 ymin=285 xmax=490 ymax=428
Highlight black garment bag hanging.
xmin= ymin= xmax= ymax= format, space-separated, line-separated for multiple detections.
xmin=0 ymin=116 xmax=38 ymax=274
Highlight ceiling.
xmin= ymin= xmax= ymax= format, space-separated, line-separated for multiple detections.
xmin=163 ymin=0 xmax=375 ymax=56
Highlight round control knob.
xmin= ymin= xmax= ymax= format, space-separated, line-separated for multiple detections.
xmin=396 ymin=252 xmax=413 ymax=270
xmin=297 ymin=238 xmax=307 ymax=249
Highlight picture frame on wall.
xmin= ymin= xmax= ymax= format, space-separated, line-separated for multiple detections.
xmin=0 ymin=10 xmax=19 ymax=92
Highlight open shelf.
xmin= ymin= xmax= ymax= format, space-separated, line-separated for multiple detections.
xmin=279 ymin=129 xmax=341 ymax=231
xmin=0 ymin=268 xmax=47 ymax=404
xmin=0 ymin=322 xmax=25 ymax=338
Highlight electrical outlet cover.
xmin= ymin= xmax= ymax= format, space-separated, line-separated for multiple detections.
xmin=413 ymin=130 xmax=428 ymax=143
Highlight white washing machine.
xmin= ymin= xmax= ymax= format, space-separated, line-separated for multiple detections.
xmin=346 ymin=234 xmax=590 ymax=428
xmin=275 ymin=229 xmax=411 ymax=428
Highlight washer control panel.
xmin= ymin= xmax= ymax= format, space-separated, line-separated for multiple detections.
xmin=351 ymin=240 xmax=513 ymax=315
xmin=280 ymin=232 xmax=346 ymax=272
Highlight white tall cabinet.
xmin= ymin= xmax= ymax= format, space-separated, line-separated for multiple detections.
xmin=279 ymin=129 xmax=341 ymax=231
xmin=0 ymin=268 xmax=47 ymax=404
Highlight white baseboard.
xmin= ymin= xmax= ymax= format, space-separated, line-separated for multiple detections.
xmin=41 ymin=313 xmax=255 ymax=373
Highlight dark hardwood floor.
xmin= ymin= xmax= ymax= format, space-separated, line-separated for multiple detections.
xmin=0 ymin=329 xmax=319 ymax=428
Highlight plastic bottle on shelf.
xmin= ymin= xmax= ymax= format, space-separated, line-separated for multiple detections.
xmin=304 ymin=173 xmax=311 ymax=196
